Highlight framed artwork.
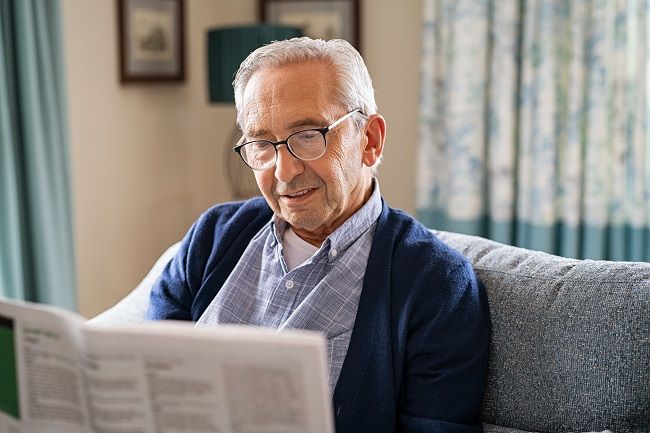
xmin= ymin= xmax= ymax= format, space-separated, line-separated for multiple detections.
xmin=260 ymin=0 xmax=360 ymax=50
xmin=117 ymin=0 xmax=185 ymax=83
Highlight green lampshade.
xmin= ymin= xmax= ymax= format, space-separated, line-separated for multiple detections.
xmin=208 ymin=25 xmax=302 ymax=103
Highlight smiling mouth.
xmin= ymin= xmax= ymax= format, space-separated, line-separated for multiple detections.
xmin=280 ymin=188 xmax=315 ymax=202
xmin=286 ymin=189 xmax=310 ymax=197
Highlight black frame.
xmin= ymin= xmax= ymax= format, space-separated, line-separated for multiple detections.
xmin=117 ymin=0 xmax=185 ymax=83
xmin=260 ymin=0 xmax=361 ymax=50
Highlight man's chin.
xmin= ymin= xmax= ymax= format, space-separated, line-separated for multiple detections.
xmin=281 ymin=211 xmax=324 ymax=233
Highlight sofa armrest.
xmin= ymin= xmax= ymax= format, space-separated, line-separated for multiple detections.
xmin=433 ymin=229 xmax=650 ymax=433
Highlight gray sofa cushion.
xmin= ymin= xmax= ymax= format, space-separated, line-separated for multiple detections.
xmin=435 ymin=230 xmax=650 ymax=433
xmin=483 ymin=425 xmax=536 ymax=433
xmin=483 ymin=426 xmax=612 ymax=433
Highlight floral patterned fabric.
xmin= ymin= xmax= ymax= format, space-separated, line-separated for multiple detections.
xmin=418 ymin=0 xmax=650 ymax=261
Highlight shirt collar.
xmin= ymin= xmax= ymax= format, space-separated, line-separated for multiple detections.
xmin=270 ymin=177 xmax=382 ymax=262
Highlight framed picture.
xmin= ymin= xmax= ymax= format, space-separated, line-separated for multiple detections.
xmin=260 ymin=0 xmax=360 ymax=50
xmin=117 ymin=0 xmax=185 ymax=83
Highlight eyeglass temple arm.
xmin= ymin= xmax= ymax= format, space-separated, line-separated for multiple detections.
xmin=327 ymin=109 xmax=361 ymax=130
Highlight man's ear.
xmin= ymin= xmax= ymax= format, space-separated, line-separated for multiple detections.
xmin=361 ymin=114 xmax=386 ymax=167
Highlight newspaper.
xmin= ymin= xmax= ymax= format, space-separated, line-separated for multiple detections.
xmin=0 ymin=298 xmax=334 ymax=433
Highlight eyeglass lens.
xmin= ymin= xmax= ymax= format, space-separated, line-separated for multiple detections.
xmin=240 ymin=129 xmax=326 ymax=169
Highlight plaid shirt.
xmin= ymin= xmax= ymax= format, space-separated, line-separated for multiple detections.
xmin=197 ymin=181 xmax=382 ymax=392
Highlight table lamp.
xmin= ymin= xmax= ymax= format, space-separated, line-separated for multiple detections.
xmin=208 ymin=25 xmax=303 ymax=199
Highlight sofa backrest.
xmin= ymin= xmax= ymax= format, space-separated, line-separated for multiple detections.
xmin=434 ymin=230 xmax=650 ymax=433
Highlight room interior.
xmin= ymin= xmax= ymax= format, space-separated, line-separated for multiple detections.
xmin=61 ymin=0 xmax=422 ymax=317
xmin=2 ymin=1 xmax=648 ymax=431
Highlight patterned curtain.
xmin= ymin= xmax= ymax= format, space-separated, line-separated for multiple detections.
xmin=418 ymin=0 xmax=650 ymax=261
xmin=0 ymin=0 xmax=76 ymax=307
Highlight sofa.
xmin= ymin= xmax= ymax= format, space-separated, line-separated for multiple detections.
xmin=91 ymin=230 xmax=650 ymax=433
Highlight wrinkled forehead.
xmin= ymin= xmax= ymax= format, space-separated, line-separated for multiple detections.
xmin=239 ymin=61 xmax=341 ymax=132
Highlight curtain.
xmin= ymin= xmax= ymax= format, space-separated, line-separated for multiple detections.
xmin=0 ymin=0 xmax=76 ymax=307
xmin=418 ymin=0 xmax=650 ymax=261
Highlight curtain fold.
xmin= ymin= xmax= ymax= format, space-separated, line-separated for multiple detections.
xmin=418 ymin=0 xmax=650 ymax=261
xmin=0 ymin=0 xmax=76 ymax=308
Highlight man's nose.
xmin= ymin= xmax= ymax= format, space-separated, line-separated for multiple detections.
xmin=274 ymin=145 xmax=304 ymax=183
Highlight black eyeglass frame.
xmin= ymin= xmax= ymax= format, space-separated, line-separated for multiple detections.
xmin=233 ymin=108 xmax=362 ymax=170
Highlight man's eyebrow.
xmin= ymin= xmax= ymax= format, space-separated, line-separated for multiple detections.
xmin=244 ymin=127 xmax=270 ymax=138
xmin=286 ymin=117 xmax=325 ymax=130
xmin=245 ymin=117 xmax=326 ymax=138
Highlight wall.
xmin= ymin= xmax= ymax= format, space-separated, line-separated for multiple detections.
xmin=363 ymin=1 xmax=421 ymax=215
xmin=62 ymin=0 xmax=421 ymax=317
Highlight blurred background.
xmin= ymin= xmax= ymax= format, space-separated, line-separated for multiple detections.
xmin=2 ymin=0 xmax=422 ymax=316
xmin=1 ymin=0 xmax=648 ymax=318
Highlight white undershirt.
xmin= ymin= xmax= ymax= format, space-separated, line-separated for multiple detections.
xmin=282 ymin=227 xmax=319 ymax=271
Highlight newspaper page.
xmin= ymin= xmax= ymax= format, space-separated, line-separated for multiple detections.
xmin=0 ymin=298 xmax=334 ymax=433
xmin=0 ymin=299 xmax=90 ymax=433
xmin=82 ymin=321 xmax=334 ymax=433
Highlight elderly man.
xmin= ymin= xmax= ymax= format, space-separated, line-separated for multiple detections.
xmin=148 ymin=37 xmax=490 ymax=433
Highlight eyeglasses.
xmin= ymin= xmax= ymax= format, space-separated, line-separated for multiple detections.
xmin=233 ymin=109 xmax=362 ymax=170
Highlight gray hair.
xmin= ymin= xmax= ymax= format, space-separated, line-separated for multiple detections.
xmin=233 ymin=37 xmax=378 ymax=128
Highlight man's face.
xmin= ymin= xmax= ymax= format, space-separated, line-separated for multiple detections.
xmin=240 ymin=61 xmax=373 ymax=244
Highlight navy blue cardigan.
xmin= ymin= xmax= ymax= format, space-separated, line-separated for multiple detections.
xmin=148 ymin=197 xmax=490 ymax=433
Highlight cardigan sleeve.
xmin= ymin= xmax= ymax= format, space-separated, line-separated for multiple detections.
xmin=399 ymin=260 xmax=490 ymax=433
xmin=146 ymin=198 xmax=273 ymax=321
xmin=146 ymin=200 xmax=238 ymax=321
xmin=146 ymin=220 xmax=197 ymax=321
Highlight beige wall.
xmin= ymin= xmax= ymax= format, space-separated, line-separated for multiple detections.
xmin=62 ymin=0 xmax=421 ymax=317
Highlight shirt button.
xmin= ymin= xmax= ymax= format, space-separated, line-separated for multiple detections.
xmin=330 ymin=249 xmax=338 ymax=257
xmin=285 ymin=280 xmax=295 ymax=289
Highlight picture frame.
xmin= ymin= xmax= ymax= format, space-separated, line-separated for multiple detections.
xmin=260 ymin=0 xmax=360 ymax=50
xmin=117 ymin=0 xmax=185 ymax=83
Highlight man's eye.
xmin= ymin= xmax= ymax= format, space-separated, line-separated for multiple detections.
xmin=249 ymin=141 xmax=271 ymax=151
xmin=295 ymin=130 xmax=321 ymax=141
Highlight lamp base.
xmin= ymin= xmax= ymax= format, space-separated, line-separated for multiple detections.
xmin=224 ymin=125 xmax=259 ymax=200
